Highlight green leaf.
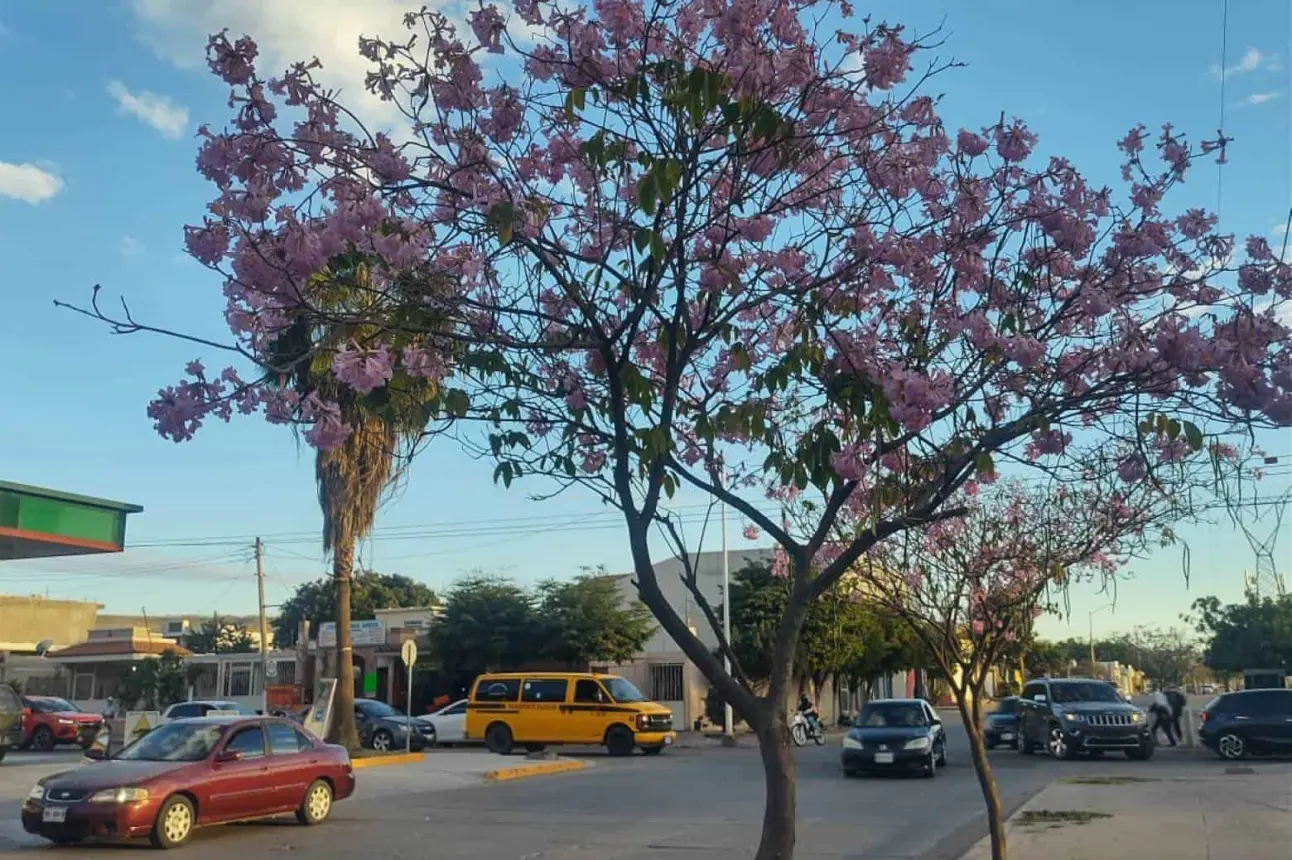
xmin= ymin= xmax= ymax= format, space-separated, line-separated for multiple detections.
xmin=1166 ymin=418 xmax=1181 ymax=441
xmin=564 ymin=87 xmax=586 ymax=120
xmin=637 ymin=173 xmax=658 ymax=216
xmin=975 ymin=452 xmax=996 ymax=477
xmin=634 ymin=228 xmax=654 ymax=254
xmin=1182 ymin=420 xmax=1204 ymax=452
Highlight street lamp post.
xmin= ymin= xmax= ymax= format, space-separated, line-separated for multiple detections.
xmin=1088 ymin=603 xmax=1114 ymax=675
xmin=721 ymin=473 xmax=733 ymax=741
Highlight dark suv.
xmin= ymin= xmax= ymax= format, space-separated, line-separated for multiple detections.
xmin=1199 ymin=689 xmax=1292 ymax=760
xmin=1018 ymin=678 xmax=1153 ymax=760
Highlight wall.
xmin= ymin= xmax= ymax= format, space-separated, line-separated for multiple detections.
xmin=0 ymin=595 xmax=102 ymax=652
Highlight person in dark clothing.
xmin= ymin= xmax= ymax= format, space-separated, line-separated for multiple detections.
xmin=1148 ymin=690 xmax=1177 ymax=746
xmin=1166 ymin=689 xmax=1187 ymax=743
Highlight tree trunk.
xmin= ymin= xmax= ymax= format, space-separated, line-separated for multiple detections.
xmin=753 ymin=707 xmax=796 ymax=860
xmin=956 ymin=686 xmax=1007 ymax=860
xmin=328 ymin=537 xmax=362 ymax=751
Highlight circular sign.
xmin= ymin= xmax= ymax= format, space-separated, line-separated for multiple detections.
xmin=400 ymin=639 xmax=418 ymax=667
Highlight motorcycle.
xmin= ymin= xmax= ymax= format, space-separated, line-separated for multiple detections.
xmin=790 ymin=711 xmax=826 ymax=746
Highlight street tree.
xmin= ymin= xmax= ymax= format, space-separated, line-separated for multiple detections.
xmin=862 ymin=478 xmax=1191 ymax=860
xmin=117 ymin=650 xmax=188 ymax=711
xmin=1122 ymin=626 xmax=1199 ymax=688
xmin=68 ymin=3 xmax=1292 ymax=857
xmin=1020 ymin=639 xmax=1067 ymax=680
xmin=1188 ymin=592 xmax=1292 ymax=674
xmin=429 ymin=576 xmax=540 ymax=692
xmin=535 ymin=570 xmax=656 ymax=666
xmin=273 ymin=571 xmax=439 ymax=647
xmin=185 ymin=614 xmax=257 ymax=654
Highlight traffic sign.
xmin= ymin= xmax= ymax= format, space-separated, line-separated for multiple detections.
xmin=400 ymin=639 xmax=418 ymax=667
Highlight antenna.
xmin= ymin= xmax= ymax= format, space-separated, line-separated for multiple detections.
xmin=35 ymin=639 xmax=53 ymax=657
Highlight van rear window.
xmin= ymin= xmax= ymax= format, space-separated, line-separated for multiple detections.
xmin=474 ymin=679 xmax=520 ymax=702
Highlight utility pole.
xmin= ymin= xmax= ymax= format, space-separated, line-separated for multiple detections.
xmin=721 ymin=471 xmax=733 ymax=741
xmin=255 ymin=538 xmax=270 ymax=714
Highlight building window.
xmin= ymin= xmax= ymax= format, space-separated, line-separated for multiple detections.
xmin=649 ymin=664 xmax=684 ymax=702
xmin=224 ymin=663 xmax=252 ymax=697
xmin=72 ymin=672 xmax=95 ymax=700
xmin=274 ymin=660 xmax=297 ymax=685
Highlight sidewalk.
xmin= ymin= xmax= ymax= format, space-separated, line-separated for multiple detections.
xmin=959 ymin=765 xmax=1292 ymax=860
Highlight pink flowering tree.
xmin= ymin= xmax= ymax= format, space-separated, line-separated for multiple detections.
xmin=62 ymin=1 xmax=1292 ymax=857
xmin=861 ymin=475 xmax=1184 ymax=860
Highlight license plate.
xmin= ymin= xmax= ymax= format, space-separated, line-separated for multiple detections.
xmin=664 ymin=736 xmax=672 ymax=745
xmin=874 ymin=751 xmax=894 ymax=764
xmin=42 ymin=807 xmax=67 ymax=823
xmin=1000 ymin=733 xmax=1015 ymax=741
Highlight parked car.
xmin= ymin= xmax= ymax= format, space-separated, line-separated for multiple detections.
xmin=21 ymin=715 xmax=354 ymax=849
xmin=465 ymin=672 xmax=676 ymax=757
xmin=160 ymin=701 xmax=251 ymax=721
xmin=1017 ymin=678 xmax=1153 ymax=760
xmin=20 ymin=697 xmax=104 ymax=751
xmin=841 ymin=698 xmax=947 ymax=778
xmin=354 ymin=698 xmax=431 ymax=752
xmin=0 ymin=684 xmax=22 ymax=763
xmin=417 ymin=699 xmax=472 ymax=746
xmin=1199 ymin=688 xmax=1292 ymax=760
xmin=983 ymin=696 xmax=1021 ymax=749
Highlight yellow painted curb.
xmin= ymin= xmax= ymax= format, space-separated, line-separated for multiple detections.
xmin=351 ymin=752 xmax=427 ymax=770
xmin=484 ymin=759 xmax=589 ymax=782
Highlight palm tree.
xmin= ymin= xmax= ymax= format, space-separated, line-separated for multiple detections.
xmin=273 ymin=255 xmax=446 ymax=750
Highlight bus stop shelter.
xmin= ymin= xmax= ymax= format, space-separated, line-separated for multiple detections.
xmin=0 ymin=481 xmax=142 ymax=561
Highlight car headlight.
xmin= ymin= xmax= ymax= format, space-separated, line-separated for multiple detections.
xmin=89 ymin=787 xmax=150 ymax=804
xmin=1062 ymin=712 xmax=1086 ymax=723
xmin=1130 ymin=712 xmax=1143 ymax=723
xmin=842 ymin=735 xmax=862 ymax=749
xmin=904 ymin=736 xmax=931 ymax=751
xmin=28 ymin=784 xmax=45 ymax=800
xmin=57 ymin=718 xmax=76 ymax=725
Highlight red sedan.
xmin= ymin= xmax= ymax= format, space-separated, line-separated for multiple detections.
xmin=21 ymin=696 xmax=103 ymax=751
xmin=21 ymin=715 xmax=355 ymax=849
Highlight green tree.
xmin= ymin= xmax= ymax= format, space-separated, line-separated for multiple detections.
xmin=1123 ymin=626 xmax=1199 ymax=688
xmin=185 ymin=615 xmax=257 ymax=654
xmin=272 ymin=571 xmax=439 ymax=647
xmin=430 ymin=576 xmax=540 ymax=691
xmin=116 ymin=650 xmax=188 ymax=710
xmin=535 ymin=570 xmax=655 ymax=666
xmin=1021 ymin=639 xmax=1067 ymax=679
xmin=1188 ymin=593 xmax=1292 ymax=674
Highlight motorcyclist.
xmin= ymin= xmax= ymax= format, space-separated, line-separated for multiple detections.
xmin=797 ymin=693 xmax=821 ymax=733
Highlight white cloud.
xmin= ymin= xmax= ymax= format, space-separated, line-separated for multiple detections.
xmin=122 ymin=237 xmax=144 ymax=256
xmin=0 ymin=160 xmax=63 ymax=204
xmin=106 ymin=79 xmax=190 ymax=139
xmin=1235 ymin=91 xmax=1281 ymax=108
xmin=1271 ymin=223 xmax=1290 ymax=237
xmin=1211 ymin=47 xmax=1282 ymax=79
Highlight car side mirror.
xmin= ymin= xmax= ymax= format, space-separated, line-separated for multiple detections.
xmin=214 ymin=750 xmax=242 ymax=763
xmin=84 ymin=748 xmax=106 ymax=761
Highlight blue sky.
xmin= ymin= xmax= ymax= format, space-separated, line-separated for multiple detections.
xmin=0 ymin=0 xmax=1288 ymax=641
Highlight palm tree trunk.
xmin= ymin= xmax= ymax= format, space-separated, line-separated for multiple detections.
xmin=329 ymin=536 xmax=361 ymax=751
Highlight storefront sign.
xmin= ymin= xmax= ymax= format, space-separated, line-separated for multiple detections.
xmin=318 ymin=619 xmax=385 ymax=648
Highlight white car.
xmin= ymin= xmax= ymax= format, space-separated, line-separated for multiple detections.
xmin=417 ymin=699 xmax=471 ymax=746
xmin=161 ymin=700 xmax=249 ymax=721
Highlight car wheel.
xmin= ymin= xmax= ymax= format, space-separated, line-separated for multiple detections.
xmin=1047 ymin=724 xmax=1076 ymax=760
xmin=1217 ymin=732 xmax=1246 ymax=760
xmin=295 ymin=779 xmax=333 ymax=826
xmin=937 ymin=742 xmax=947 ymax=767
xmin=642 ymin=745 xmax=665 ymax=756
xmin=606 ymin=727 xmax=635 ymax=757
xmin=485 ymin=722 xmax=514 ymax=755
xmin=150 ymin=794 xmax=195 ymax=850
xmin=923 ymin=754 xmax=937 ymax=778
xmin=984 ymin=736 xmax=997 ymax=751
xmin=0 ymin=746 xmax=6 ymax=763
xmin=30 ymin=726 xmax=54 ymax=752
xmin=371 ymin=729 xmax=394 ymax=753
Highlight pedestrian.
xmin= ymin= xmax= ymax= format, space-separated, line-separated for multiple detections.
xmin=1165 ymin=687 xmax=1187 ymax=744
xmin=1148 ymin=689 xmax=1176 ymax=746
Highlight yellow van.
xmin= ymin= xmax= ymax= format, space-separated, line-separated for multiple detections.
xmin=465 ymin=672 xmax=676 ymax=756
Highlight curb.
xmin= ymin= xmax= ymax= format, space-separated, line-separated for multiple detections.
xmin=351 ymin=752 xmax=427 ymax=770
xmin=484 ymin=759 xmax=590 ymax=781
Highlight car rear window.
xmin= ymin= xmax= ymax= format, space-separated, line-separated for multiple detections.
xmin=474 ymin=678 xmax=520 ymax=702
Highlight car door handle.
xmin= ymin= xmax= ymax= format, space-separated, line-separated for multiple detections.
xmin=1234 ymin=715 xmax=1250 ymax=720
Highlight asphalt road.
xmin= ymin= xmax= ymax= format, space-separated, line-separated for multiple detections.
xmin=0 ymin=721 xmax=1230 ymax=859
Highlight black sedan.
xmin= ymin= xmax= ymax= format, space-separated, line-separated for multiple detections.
xmin=354 ymin=699 xmax=432 ymax=752
xmin=983 ymin=696 xmax=1021 ymax=749
xmin=841 ymin=698 xmax=947 ymax=778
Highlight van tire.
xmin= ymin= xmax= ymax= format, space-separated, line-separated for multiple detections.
xmin=606 ymin=727 xmax=634 ymax=757
xmin=486 ymin=723 xmax=514 ymax=755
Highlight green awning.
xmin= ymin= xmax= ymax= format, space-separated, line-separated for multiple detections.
xmin=0 ymin=481 xmax=143 ymax=561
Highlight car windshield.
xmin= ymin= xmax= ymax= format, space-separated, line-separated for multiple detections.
xmin=1050 ymin=682 xmax=1122 ymax=704
xmin=39 ymin=698 xmax=79 ymax=713
xmin=359 ymin=699 xmax=403 ymax=718
xmin=602 ymin=677 xmax=648 ymax=703
xmin=115 ymin=722 xmax=226 ymax=762
xmin=856 ymin=702 xmax=928 ymax=727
